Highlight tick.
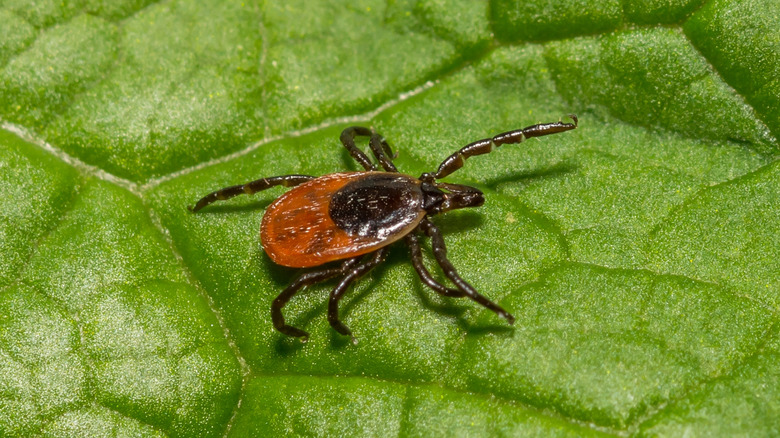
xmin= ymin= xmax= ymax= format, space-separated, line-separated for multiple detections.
xmin=190 ymin=116 xmax=578 ymax=343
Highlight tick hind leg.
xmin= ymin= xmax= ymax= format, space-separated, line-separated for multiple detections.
xmin=272 ymin=258 xmax=362 ymax=342
xmin=189 ymin=174 xmax=315 ymax=212
xmin=328 ymin=247 xmax=389 ymax=344
xmin=419 ymin=218 xmax=515 ymax=324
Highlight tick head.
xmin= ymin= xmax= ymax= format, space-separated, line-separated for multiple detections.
xmin=442 ymin=182 xmax=484 ymax=210
xmin=422 ymin=181 xmax=484 ymax=215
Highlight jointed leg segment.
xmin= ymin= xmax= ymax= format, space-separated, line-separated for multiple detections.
xmin=368 ymin=133 xmax=398 ymax=172
xmin=340 ymin=126 xmax=377 ymax=171
xmin=327 ymin=247 xmax=389 ymax=344
xmin=340 ymin=126 xmax=399 ymax=172
xmin=188 ymin=174 xmax=315 ymax=212
xmin=272 ymin=257 xmax=362 ymax=342
xmin=405 ymin=233 xmax=465 ymax=297
xmin=426 ymin=115 xmax=578 ymax=181
xmin=271 ymin=248 xmax=389 ymax=343
xmin=418 ymin=218 xmax=515 ymax=324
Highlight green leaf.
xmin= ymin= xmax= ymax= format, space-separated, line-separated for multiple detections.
xmin=1 ymin=0 xmax=778 ymax=436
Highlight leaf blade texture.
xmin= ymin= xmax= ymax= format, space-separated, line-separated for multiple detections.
xmin=1 ymin=0 xmax=778 ymax=436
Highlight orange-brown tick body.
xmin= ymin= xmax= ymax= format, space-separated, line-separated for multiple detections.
xmin=262 ymin=172 xmax=426 ymax=268
xmin=190 ymin=118 xmax=577 ymax=343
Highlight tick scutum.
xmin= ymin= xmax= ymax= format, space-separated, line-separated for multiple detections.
xmin=329 ymin=173 xmax=423 ymax=239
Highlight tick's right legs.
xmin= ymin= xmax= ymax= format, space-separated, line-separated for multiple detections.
xmin=327 ymin=247 xmax=388 ymax=344
xmin=188 ymin=174 xmax=315 ymax=212
xmin=273 ymin=247 xmax=389 ymax=344
xmin=272 ymin=257 xmax=362 ymax=342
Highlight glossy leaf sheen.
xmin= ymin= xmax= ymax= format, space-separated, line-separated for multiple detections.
xmin=1 ymin=0 xmax=778 ymax=436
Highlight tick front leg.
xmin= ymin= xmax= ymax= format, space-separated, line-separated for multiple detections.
xmin=419 ymin=218 xmax=515 ymax=325
xmin=427 ymin=115 xmax=578 ymax=181
xmin=189 ymin=174 xmax=315 ymax=212
xmin=328 ymin=247 xmax=388 ymax=344
xmin=272 ymin=258 xmax=361 ymax=342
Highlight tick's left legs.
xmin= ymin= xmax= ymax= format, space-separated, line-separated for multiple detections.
xmin=368 ymin=133 xmax=398 ymax=172
xmin=340 ymin=126 xmax=398 ymax=172
xmin=340 ymin=126 xmax=377 ymax=171
xmin=328 ymin=247 xmax=389 ymax=344
xmin=189 ymin=174 xmax=315 ymax=212
xmin=418 ymin=218 xmax=515 ymax=324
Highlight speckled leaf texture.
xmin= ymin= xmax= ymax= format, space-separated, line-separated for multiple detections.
xmin=0 ymin=0 xmax=778 ymax=436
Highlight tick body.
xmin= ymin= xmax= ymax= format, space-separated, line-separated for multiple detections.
xmin=261 ymin=172 xmax=427 ymax=268
xmin=190 ymin=117 xmax=578 ymax=343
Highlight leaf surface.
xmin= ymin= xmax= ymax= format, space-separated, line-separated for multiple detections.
xmin=1 ymin=0 xmax=778 ymax=436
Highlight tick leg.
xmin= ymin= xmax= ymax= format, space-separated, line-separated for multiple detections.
xmin=189 ymin=174 xmax=315 ymax=212
xmin=405 ymin=232 xmax=465 ymax=297
xmin=369 ymin=133 xmax=398 ymax=172
xmin=424 ymin=115 xmax=577 ymax=181
xmin=340 ymin=126 xmax=377 ymax=171
xmin=419 ymin=218 xmax=515 ymax=324
xmin=328 ymin=247 xmax=388 ymax=344
xmin=272 ymin=258 xmax=361 ymax=342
